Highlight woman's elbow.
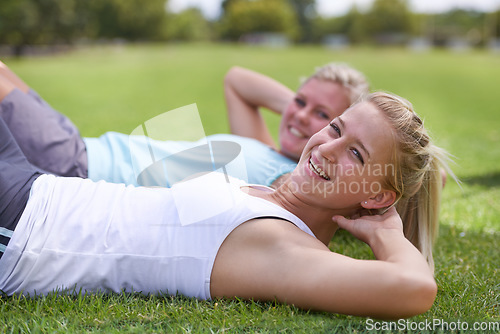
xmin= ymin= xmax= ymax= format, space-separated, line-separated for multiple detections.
xmin=224 ymin=66 xmax=243 ymax=85
xmin=398 ymin=274 xmax=437 ymax=318
xmin=415 ymin=276 xmax=438 ymax=314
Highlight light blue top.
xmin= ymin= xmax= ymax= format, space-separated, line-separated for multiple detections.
xmin=84 ymin=132 xmax=296 ymax=187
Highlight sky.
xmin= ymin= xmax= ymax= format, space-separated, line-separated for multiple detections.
xmin=168 ymin=0 xmax=500 ymax=19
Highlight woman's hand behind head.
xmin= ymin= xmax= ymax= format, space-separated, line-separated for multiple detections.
xmin=332 ymin=207 xmax=403 ymax=245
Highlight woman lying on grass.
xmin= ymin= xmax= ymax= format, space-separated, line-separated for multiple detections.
xmin=0 ymin=92 xmax=451 ymax=319
xmin=0 ymin=60 xmax=368 ymax=188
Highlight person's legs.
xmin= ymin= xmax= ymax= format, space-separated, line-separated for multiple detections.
xmin=0 ymin=68 xmax=17 ymax=101
xmin=0 ymin=117 xmax=41 ymax=259
xmin=0 ymin=61 xmax=29 ymax=94
xmin=0 ymin=71 xmax=88 ymax=177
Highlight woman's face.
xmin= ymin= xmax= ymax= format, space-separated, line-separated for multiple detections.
xmin=289 ymin=101 xmax=395 ymax=211
xmin=279 ymin=78 xmax=351 ymax=161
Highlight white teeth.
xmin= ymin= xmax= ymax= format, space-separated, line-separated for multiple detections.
xmin=309 ymin=159 xmax=330 ymax=180
xmin=289 ymin=127 xmax=306 ymax=138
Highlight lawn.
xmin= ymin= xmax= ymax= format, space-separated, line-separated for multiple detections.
xmin=1 ymin=43 xmax=499 ymax=333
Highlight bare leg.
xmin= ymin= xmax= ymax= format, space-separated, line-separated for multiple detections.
xmin=0 ymin=73 xmax=17 ymax=102
xmin=0 ymin=61 xmax=29 ymax=94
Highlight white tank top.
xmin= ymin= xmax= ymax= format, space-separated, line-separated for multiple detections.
xmin=0 ymin=173 xmax=315 ymax=299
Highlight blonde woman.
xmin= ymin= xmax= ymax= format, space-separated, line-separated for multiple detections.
xmin=0 ymin=61 xmax=368 ymax=187
xmin=224 ymin=64 xmax=369 ymax=162
xmin=0 ymin=91 xmax=450 ymax=319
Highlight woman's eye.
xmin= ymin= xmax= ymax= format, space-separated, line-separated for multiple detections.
xmin=329 ymin=122 xmax=341 ymax=136
xmin=294 ymin=97 xmax=306 ymax=107
xmin=316 ymin=110 xmax=330 ymax=120
xmin=352 ymin=149 xmax=365 ymax=165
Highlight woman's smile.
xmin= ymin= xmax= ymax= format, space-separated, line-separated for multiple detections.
xmin=308 ymin=157 xmax=331 ymax=181
xmin=288 ymin=125 xmax=307 ymax=139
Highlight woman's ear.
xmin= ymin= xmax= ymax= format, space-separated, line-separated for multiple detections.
xmin=362 ymin=190 xmax=396 ymax=209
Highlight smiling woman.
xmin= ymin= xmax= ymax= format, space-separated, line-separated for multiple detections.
xmin=0 ymin=90 xmax=452 ymax=319
xmin=224 ymin=64 xmax=369 ymax=162
xmin=290 ymin=100 xmax=396 ymax=220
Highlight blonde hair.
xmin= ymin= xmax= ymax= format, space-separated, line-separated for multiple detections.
xmin=366 ymin=92 xmax=455 ymax=271
xmin=305 ymin=63 xmax=370 ymax=105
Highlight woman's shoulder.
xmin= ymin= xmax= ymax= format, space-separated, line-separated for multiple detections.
xmin=210 ymin=217 xmax=332 ymax=300
xmin=227 ymin=217 xmax=327 ymax=254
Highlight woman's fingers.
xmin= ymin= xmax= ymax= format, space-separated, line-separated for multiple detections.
xmin=332 ymin=207 xmax=403 ymax=243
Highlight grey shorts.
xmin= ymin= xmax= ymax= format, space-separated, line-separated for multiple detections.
xmin=0 ymin=117 xmax=41 ymax=259
xmin=0 ymin=88 xmax=88 ymax=177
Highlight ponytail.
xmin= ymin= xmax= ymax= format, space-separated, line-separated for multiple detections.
xmin=396 ymin=149 xmax=451 ymax=271
xmin=367 ymin=92 xmax=456 ymax=271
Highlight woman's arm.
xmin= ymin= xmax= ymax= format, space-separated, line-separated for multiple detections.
xmin=224 ymin=66 xmax=294 ymax=147
xmin=291 ymin=208 xmax=437 ymax=318
xmin=211 ymin=210 xmax=437 ymax=319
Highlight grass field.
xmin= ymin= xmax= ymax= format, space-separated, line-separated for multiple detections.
xmin=1 ymin=43 xmax=499 ymax=333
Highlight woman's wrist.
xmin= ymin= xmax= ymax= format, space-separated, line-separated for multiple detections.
xmin=369 ymin=228 xmax=407 ymax=261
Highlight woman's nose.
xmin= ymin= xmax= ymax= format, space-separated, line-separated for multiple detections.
xmin=318 ymin=139 xmax=340 ymax=163
xmin=295 ymin=106 xmax=311 ymax=124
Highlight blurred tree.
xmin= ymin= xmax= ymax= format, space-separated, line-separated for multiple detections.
xmin=221 ymin=0 xmax=238 ymax=14
xmin=165 ymin=8 xmax=211 ymax=41
xmin=0 ymin=0 xmax=37 ymax=55
xmin=363 ymin=0 xmax=414 ymax=44
xmin=311 ymin=6 xmax=367 ymax=44
xmin=87 ymin=0 xmax=167 ymax=41
xmin=0 ymin=0 xmax=80 ymax=56
xmin=431 ymin=9 xmax=486 ymax=46
xmin=218 ymin=0 xmax=299 ymax=41
xmin=0 ymin=0 xmax=169 ymax=56
xmin=288 ymin=0 xmax=316 ymax=42
xmin=493 ymin=10 xmax=500 ymax=39
xmin=311 ymin=15 xmax=340 ymax=43
xmin=343 ymin=6 xmax=368 ymax=44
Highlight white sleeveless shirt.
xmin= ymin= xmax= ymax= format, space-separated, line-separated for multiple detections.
xmin=0 ymin=173 xmax=315 ymax=299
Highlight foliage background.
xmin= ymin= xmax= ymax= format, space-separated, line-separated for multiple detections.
xmin=1 ymin=0 xmax=499 ymax=56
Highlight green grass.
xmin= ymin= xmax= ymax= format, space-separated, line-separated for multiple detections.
xmin=1 ymin=43 xmax=499 ymax=333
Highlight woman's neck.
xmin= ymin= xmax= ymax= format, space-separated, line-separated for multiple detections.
xmin=246 ymin=185 xmax=353 ymax=245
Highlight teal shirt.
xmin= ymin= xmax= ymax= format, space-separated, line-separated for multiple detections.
xmin=84 ymin=132 xmax=296 ymax=187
